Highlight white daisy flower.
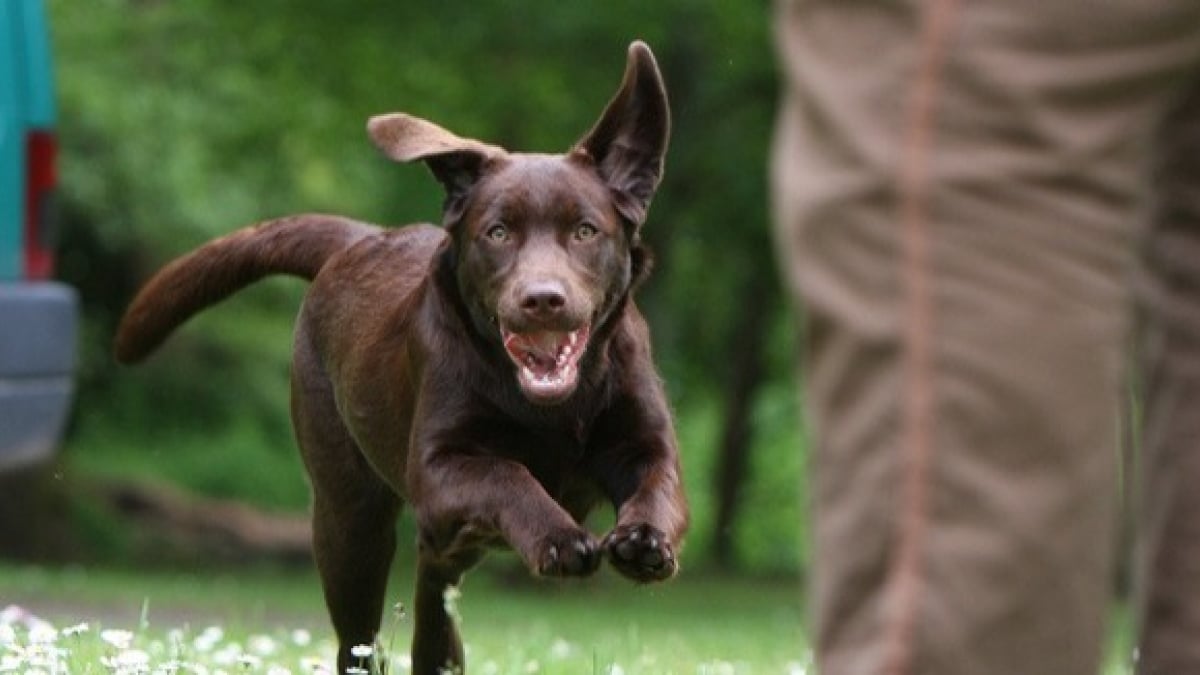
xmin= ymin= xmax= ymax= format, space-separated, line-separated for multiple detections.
xmin=101 ymin=629 xmax=135 ymax=650
xmin=349 ymin=644 xmax=373 ymax=659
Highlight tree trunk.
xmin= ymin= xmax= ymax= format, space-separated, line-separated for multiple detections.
xmin=712 ymin=276 xmax=774 ymax=570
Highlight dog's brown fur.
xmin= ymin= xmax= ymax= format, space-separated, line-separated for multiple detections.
xmin=115 ymin=42 xmax=687 ymax=674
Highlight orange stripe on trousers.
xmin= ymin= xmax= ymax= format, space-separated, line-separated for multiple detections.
xmin=884 ymin=1 xmax=960 ymax=673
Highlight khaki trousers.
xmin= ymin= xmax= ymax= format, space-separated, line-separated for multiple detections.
xmin=771 ymin=2 xmax=1200 ymax=674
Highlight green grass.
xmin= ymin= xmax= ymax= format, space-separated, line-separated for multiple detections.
xmin=0 ymin=562 xmax=806 ymax=674
xmin=0 ymin=562 xmax=1139 ymax=674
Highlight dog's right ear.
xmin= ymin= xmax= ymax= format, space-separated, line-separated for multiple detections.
xmin=368 ymin=113 xmax=503 ymax=221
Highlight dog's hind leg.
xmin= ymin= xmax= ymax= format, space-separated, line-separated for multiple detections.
xmin=292 ymin=329 xmax=402 ymax=674
xmin=311 ymin=484 xmax=401 ymax=674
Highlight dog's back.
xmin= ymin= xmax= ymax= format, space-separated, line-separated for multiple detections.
xmin=293 ymin=223 xmax=449 ymax=492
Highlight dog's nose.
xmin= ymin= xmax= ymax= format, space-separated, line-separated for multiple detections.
xmin=520 ymin=281 xmax=567 ymax=319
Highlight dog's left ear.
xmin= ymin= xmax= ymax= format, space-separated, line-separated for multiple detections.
xmin=574 ymin=41 xmax=670 ymax=228
xmin=367 ymin=113 xmax=503 ymax=222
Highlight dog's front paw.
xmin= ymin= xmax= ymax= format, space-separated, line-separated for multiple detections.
xmin=603 ymin=523 xmax=677 ymax=582
xmin=535 ymin=528 xmax=601 ymax=578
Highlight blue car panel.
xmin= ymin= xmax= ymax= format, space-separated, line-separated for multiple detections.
xmin=0 ymin=0 xmax=76 ymax=471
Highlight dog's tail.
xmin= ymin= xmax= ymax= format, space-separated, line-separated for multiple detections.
xmin=114 ymin=214 xmax=377 ymax=364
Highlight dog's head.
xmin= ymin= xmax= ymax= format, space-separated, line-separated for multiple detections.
xmin=368 ymin=41 xmax=669 ymax=406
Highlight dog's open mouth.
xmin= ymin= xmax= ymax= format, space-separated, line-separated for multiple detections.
xmin=501 ymin=325 xmax=590 ymax=404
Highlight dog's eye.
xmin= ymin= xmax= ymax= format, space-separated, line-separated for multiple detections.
xmin=574 ymin=222 xmax=598 ymax=241
xmin=485 ymin=223 xmax=510 ymax=243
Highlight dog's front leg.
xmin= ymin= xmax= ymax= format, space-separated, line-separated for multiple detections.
xmin=410 ymin=549 xmax=479 ymax=675
xmin=412 ymin=452 xmax=603 ymax=576
xmin=590 ymin=391 xmax=690 ymax=583
xmin=606 ymin=456 xmax=688 ymax=582
xmin=408 ymin=452 xmax=601 ymax=674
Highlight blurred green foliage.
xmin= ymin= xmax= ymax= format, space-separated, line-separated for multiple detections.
xmin=50 ymin=0 xmax=805 ymax=574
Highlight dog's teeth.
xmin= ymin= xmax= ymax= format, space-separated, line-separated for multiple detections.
xmin=522 ymin=366 xmax=535 ymax=382
xmin=536 ymin=370 xmax=562 ymax=386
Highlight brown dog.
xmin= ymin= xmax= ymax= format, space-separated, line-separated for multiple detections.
xmin=114 ymin=41 xmax=687 ymax=674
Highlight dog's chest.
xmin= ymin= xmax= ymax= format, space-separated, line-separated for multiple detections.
xmin=486 ymin=421 xmax=600 ymax=506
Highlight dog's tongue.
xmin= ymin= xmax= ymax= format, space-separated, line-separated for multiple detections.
xmin=503 ymin=330 xmax=574 ymax=373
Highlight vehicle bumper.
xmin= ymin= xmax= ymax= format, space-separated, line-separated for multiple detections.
xmin=0 ymin=282 xmax=78 ymax=470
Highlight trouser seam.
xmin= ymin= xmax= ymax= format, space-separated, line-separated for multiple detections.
xmin=884 ymin=0 xmax=960 ymax=672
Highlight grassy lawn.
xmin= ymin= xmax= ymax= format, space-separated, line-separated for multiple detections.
xmin=0 ymin=561 xmax=1138 ymax=674
xmin=0 ymin=561 xmax=806 ymax=674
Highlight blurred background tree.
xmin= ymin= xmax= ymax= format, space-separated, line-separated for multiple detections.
xmin=45 ymin=0 xmax=805 ymax=575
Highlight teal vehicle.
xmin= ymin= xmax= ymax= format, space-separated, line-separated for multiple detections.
xmin=0 ymin=0 xmax=76 ymax=470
